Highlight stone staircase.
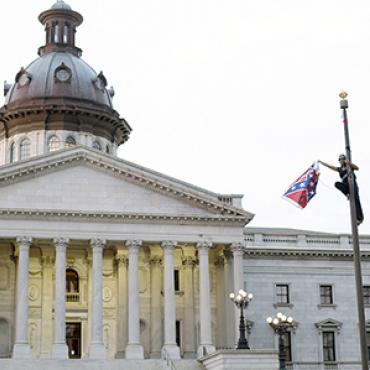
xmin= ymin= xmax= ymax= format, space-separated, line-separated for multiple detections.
xmin=0 ymin=359 xmax=205 ymax=370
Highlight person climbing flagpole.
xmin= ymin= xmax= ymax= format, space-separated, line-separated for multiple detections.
xmin=318 ymin=154 xmax=364 ymax=225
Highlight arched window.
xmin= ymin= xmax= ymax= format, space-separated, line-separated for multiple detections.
xmin=65 ymin=136 xmax=76 ymax=148
xmin=66 ymin=269 xmax=79 ymax=303
xmin=19 ymin=138 xmax=30 ymax=161
xmin=48 ymin=135 xmax=60 ymax=152
xmin=63 ymin=24 xmax=69 ymax=44
xmin=92 ymin=141 xmax=102 ymax=151
xmin=66 ymin=269 xmax=79 ymax=293
xmin=9 ymin=142 xmax=15 ymax=163
xmin=54 ymin=23 xmax=60 ymax=43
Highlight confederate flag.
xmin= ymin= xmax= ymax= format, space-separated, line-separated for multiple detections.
xmin=283 ymin=163 xmax=320 ymax=209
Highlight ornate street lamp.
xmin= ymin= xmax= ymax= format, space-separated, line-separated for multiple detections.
xmin=229 ymin=289 xmax=253 ymax=349
xmin=266 ymin=313 xmax=294 ymax=370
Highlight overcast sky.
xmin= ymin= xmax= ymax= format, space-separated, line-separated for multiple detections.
xmin=1 ymin=0 xmax=370 ymax=234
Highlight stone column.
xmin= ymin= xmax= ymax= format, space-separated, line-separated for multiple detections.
xmin=149 ymin=247 xmax=163 ymax=358
xmin=115 ymin=248 xmax=128 ymax=358
xmin=182 ymin=251 xmax=197 ymax=358
xmin=224 ymin=250 xmax=235 ymax=348
xmin=214 ymin=253 xmax=227 ymax=349
xmin=13 ymin=236 xmax=32 ymax=359
xmin=88 ymin=238 xmax=107 ymax=359
xmin=196 ymin=241 xmax=215 ymax=357
xmin=161 ymin=241 xmax=181 ymax=359
xmin=51 ymin=238 xmax=69 ymax=359
xmin=40 ymin=249 xmax=54 ymax=358
xmin=125 ymin=240 xmax=144 ymax=359
xmin=231 ymin=242 xmax=245 ymax=343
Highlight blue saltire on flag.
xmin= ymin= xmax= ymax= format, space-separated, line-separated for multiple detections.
xmin=283 ymin=163 xmax=320 ymax=209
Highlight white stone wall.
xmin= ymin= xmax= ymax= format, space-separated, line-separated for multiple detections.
xmin=242 ymin=230 xmax=370 ymax=370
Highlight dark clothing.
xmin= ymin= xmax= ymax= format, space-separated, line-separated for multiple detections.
xmin=335 ymin=179 xmax=364 ymax=224
xmin=336 ymin=166 xmax=356 ymax=183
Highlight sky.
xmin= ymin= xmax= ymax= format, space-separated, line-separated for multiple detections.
xmin=1 ymin=0 xmax=370 ymax=234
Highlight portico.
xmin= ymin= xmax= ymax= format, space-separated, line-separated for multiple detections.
xmin=9 ymin=233 xmax=246 ymax=360
xmin=0 ymin=140 xmax=252 ymax=360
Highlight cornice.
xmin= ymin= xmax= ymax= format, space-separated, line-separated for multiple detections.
xmin=0 ymin=147 xmax=253 ymax=222
xmin=0 ymin=208 xmax=246 ymax=226
xmin=244 ymin=248 xmax=370 ymax=260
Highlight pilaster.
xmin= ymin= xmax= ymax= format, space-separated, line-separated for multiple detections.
xmin=39 ymin=248 xmax=54 ymax=358
xmin=149 ymin=246 xmax=163 ymax=358
xmin=115 ymin=248 xmax=128 ymax=358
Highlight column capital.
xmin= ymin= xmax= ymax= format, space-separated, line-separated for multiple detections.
xmin=214 ymin=255 xmax=226 ymax=267
xmin=115 ymin=255 xmax=129 ymax=267
xmin=54 ymin=237 xmax=69 ymax=251
xmin=90 ymin=238 xmax=106 ymax=250
xmin=150 ymin=256 xmax=162 ymax=266
xmin=230 ymin=242 xmax=245 ymax=253
xmin=182 ymin=256 xmax=197 ymax=268
xmin=196 ymin=240 xmax=212 ymax=251
xmin=16 ymin=236 xmax=32 ymax=250
xmin=161 ymin=241 xmax=177 ymax=250
xmin=125 ymin=239 xmax=142 ymax=251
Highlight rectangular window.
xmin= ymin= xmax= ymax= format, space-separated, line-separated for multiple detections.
xmin=363 ymin=286 xmax=370 ymax=305
xmin=320 ymin=285 xmax=333 ymax=305
xmin=276 ymin=284 xmax=290 ymax=304
xmin=174 ymin=269 xmax=180 ymax=292
xmin=323 ymin=331 xmax=336 ymax=362
xmin=282 ymin=331 xmax=292 ymax=362
xmin=176 ymin=320 xmax=181 ymax=347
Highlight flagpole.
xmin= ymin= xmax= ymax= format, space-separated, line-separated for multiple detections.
xmin=339 ymin=91 xmax=369 ymax=370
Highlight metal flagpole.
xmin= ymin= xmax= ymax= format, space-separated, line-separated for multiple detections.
xmin=339 ymin=91 xmax=369 ymax=370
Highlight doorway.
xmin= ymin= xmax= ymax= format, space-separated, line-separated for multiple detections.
xmin=66 ymin=322 xmax=81 ymax=359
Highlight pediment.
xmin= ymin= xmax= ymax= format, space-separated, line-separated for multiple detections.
xmin=0 ymin=147 xmax=253 ymax=224
xmin=315 ymin=318 xmax=342 ymax=331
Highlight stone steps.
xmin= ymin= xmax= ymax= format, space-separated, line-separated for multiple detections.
xmin=0 ymin=359 xmax=205 ymax=370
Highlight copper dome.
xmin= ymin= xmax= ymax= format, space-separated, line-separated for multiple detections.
xmin=5 ymin=52 xmax=114 ymax=110
xmin=0 ymin=2 xmax=131 ymax=145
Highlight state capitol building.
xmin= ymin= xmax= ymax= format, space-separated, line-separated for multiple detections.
xmin=0 ymin=2 xmax=369 ymax=370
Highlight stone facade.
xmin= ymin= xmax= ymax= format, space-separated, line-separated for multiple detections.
xmin=243 ymin=228 xmax=370 ymax=370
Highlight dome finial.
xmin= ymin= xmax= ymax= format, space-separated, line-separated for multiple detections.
xmin=51 ymin=0 xmax=72 ymax=10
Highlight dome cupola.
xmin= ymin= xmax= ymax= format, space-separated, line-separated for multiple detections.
xmin=0 ymin=1 xmax=132 ymax=165
xmin=38 ymin=0 xmax=83 ymax=57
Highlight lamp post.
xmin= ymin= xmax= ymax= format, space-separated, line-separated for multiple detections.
xmin=339 ymin=91 xmax=369 ymax=370
xmin=229 ymin=289 xmax=253 ymax=350
xmin=266 ymin=313 xmax=294 ymax=370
